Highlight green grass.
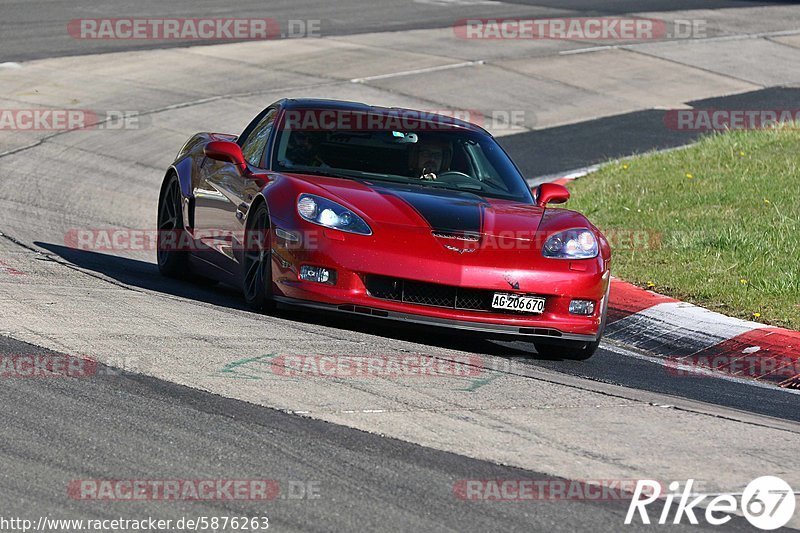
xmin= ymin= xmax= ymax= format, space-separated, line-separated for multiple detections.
xmin=567 ymin=127 xmax=800 ymax=329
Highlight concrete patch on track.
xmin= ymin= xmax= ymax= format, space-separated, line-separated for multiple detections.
xmin=632 ymin=37 xmax=800 ymax=87
xmin=496 ymin=49 xmax=757 ymax=113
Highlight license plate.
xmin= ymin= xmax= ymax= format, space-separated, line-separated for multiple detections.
xmin=491 ymin=293 xmax=546 ymax=314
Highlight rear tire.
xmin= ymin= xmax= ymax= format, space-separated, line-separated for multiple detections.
xmin=157 ymin=173 xmax=190 ymax=279
xmin=242 ymin=203 xmax=275 ymax=312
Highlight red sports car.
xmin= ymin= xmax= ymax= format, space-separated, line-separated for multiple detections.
xmin=158 ymin=99 xmax=611 ymax=359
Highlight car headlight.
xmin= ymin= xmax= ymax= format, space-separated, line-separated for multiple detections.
xmin=542 ymin=229 xmax=598 ymax=259
xmin=297 ymin=194 xmax=372 ymax=235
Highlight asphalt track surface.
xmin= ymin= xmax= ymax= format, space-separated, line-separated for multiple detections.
xmin=2 ymin=1 xmax=800 ymax=531
xmin=1 ymin=335 xmax=761 ymax=532
xmin=0 ymin=0 xmax=795 ymax=61
xmin=35 ymin=240 xmax=800 ymax=423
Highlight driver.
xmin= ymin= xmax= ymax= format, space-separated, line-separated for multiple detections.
xmin=284 ymin=131 xmax=328 ymax=168
xmin=408 ymin=139 xmax=451 ymax=180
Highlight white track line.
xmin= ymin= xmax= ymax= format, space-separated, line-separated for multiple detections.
xmin=350 ymin=60 xmax=485 ymax=83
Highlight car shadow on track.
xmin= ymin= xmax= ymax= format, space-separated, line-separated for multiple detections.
xmin=36 ymin=243 xmax=558 ymax=361
xmin=35 ymin=242 xmax=249 ymax=310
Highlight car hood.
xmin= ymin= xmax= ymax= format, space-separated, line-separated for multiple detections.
xmin=285 ymin=173 xmax=545 ymax=239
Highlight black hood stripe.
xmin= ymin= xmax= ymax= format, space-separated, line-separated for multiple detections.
xmin=374 ymin=185 xmax=484 ymax=234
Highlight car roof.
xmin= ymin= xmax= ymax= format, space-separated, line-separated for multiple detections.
xmin=278 ymin=98 xmax=489 ymax=134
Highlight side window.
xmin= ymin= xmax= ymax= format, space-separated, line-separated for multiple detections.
xmin=240 ymin=109 xmax=276 ymax=167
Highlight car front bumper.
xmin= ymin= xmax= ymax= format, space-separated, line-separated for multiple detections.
xmin=268 ymin=219 xmax=610 ymax=341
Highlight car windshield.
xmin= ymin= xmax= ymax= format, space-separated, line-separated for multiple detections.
xmin=272 ymin=114 xmax=533 ymax=202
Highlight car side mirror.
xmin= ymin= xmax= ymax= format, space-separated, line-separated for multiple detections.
xmin=534 ymin=183 xmax=570 ymax=207
xmin=204 ymin=141 xmax=247 ymax=173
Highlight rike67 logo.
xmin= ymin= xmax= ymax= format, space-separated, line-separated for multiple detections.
xmin=626 ymin=476 xmax=796 ymax=530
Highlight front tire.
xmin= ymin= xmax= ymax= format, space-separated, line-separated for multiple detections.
xmin=534 ymin=304 xmax=607 ymax=360
xmin=242 ymin=203 xmax=275 ymax=312
xmin=535 ymin=286 xmax=609 ymax=360
xmin=533 ymin=338 xmax=601 ymax=360
xmin=157 ymin=173 xmax=189 ymax=279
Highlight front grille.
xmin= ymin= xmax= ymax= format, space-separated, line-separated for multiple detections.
xmin=363 ymin=275 xmax=495 ymax=312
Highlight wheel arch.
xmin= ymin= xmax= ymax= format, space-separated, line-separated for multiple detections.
xmin=158 ymin=167 xmax=179 ymax=226
xmin=236 ymin=193 xmax=272 ymax=267
xmin=161 ymin=157 xmax=194 ymax=230
xmin=245 ymin=193 xmax=271 ymax=230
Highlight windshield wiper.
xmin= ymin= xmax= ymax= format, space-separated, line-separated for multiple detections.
xmin=279 ymin=167 xmax=362 ymax=181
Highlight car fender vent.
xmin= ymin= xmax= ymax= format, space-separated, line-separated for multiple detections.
xmin=431 ymin=231 xmax=480 ymax=242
